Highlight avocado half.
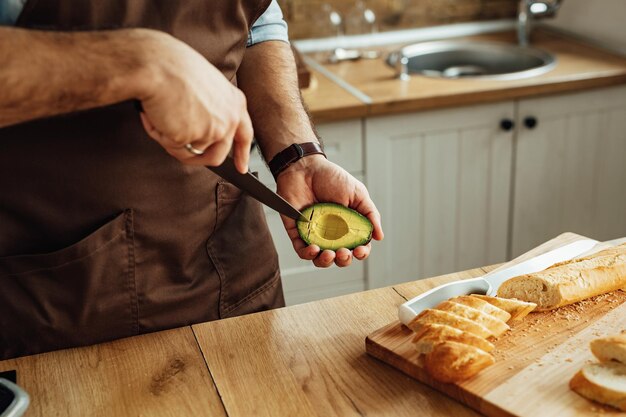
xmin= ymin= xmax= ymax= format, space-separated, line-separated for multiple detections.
xmin=296 ymin=203 xmax=373 ymax=251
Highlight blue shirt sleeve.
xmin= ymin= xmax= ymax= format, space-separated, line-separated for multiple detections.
xmin=247 ymin=0 xmax=290 ymax=47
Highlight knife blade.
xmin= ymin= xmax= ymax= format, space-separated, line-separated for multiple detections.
xmin=206 ymin=156 xmax=309 ymax=223
xmin=397 ymin=238 xmax=599 ymax=325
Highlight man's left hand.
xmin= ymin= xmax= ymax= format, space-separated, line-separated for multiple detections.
xmin=276 ymin=155 xmax=384 ymax=268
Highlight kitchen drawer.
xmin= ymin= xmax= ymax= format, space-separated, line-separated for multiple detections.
xmin=249 ymin=119 xmax=364 ymax=187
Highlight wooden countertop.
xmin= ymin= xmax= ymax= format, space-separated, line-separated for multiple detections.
xmin=0 ymin=265 xmax=502 ymax=417
xmin=304 ymin=29 xmax=626 ymax=120
xmin=300 ymin=68 xmax=368 ymax=123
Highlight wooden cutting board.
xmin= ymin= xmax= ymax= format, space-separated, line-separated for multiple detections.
xmin=366 ymin=233 xmax=626 ymax=417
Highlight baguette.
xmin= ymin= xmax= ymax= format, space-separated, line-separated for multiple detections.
xmin=449 ymin=296 xmax=511 ymax=322
xmin=408 ymin=309 xmax=492 ymax=339
xmin=412 ymin=323 xmax=495 ymax=353
xmin=469 ymin=294 xmax=537 ymax=321
xmin=423 ymin=341 xmax=495 ymax=383
xmin=498 ymin=243 xmax=626 ymax=310
xmin=435 ymin=301 xmax=510 ymax=337
xmin=569 ymin=362 xmax=626 ymax=411
xmin=591 ymin=334 xmax=626 ymax=364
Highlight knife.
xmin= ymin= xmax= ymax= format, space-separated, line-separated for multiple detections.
xmin=130 ymin=102 xmax=307 ymax=221
xmin=207 ymin=156 xmax=309 ymax=223
xmin=398 ymin=238 xmax=599 ymax=325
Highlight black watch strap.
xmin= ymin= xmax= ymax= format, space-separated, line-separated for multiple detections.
xmin=268 ymin=142 xmax=326 ymax=180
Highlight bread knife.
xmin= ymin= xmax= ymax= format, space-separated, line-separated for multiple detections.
xmin=398 ymin=239 xmax=599 ymax=325
xmin=206 ymin=156 xmax=309 ymax=223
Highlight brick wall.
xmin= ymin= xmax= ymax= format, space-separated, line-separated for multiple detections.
xmin=278 ymin=0 xmax=518 ymax=39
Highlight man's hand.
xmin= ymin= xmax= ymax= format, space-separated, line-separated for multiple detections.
xmin=137 ymin=31 xmax=253 ymax=173
xmin=276 ymin=155 xmax=384 ymax=268
xmin=0 ymin=28 xmax=253 ymax=173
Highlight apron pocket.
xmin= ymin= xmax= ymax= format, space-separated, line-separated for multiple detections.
xmin=0 ymin=210 xmax=137 ymax=360
xmin=207 ymin=181 xmax=284 ymax=318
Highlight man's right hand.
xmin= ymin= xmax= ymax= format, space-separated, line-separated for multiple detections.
xmin=136 ymin=31 xmax=253 ymax=173
xmin=0 ymin=27 xmax=254 ymax=173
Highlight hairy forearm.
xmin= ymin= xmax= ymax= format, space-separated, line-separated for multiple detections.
xmin=237 ymin=41 xmax=318 ymax=161
xmin=0 ymin=27 xmax=156 ymax=128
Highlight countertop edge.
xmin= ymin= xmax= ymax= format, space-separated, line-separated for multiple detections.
xmin=304 ymin=29 xmax=626 ymax=122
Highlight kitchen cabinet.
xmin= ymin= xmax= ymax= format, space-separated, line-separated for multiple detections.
xmin=249 ymin=119 xmax=366 ymax=305
xmin=365 ymin=102 xmax=515 ymax=287
xmin=511 ymin=85 xmax=626 ymax=256
xmin=251 ymin=85 xmax=626 ymax=302
xmin=365 ymin=85 xmax=626 ymax=288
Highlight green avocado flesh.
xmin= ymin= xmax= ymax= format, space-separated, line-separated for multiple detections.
xmin=296 ymin=203 xmax=373 ymax=251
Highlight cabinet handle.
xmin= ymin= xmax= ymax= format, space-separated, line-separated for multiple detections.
xmin=524 ymin=116 xmax=538 ymax=129
xmin=500 ymin=119 xmax=515 ymax=131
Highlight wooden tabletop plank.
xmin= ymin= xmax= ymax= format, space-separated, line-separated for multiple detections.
xmin=0 ymin=328 xmax=226 ymax=417
xmin=193 ymin=287 xmax=482 ymax=417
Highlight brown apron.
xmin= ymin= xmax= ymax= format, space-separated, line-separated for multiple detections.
xmin=0 ymin=0 xmax=284 ymax=360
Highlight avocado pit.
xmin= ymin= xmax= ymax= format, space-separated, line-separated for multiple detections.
xmin=313 ymin=214 xmax=350 ymax=240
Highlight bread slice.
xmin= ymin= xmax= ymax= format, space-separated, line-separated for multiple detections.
xmin=569 ymin=362 xmax=626 ymax=411
xmin=412 ymin=323 xmax=495 ymax=353
xmin=423 ymin=341 xmax=495 ymax=383
xmin=449 ymin=295 xmax=511 ymax=322
xmin=591 ymin=334 xmax=626 ymax=364
xmin=498 ymin=243 xmax=626 ymax=310
xmin=408 ymin=309 xmax=492 ymax=339
xmin=470 ymin=294 xmax=537 ymax=321
xmin=435 ymin=301 xmax=510 ymax=337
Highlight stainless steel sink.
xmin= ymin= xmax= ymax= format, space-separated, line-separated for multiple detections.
xmin=386 ymin=40 xmax=556 ymax=80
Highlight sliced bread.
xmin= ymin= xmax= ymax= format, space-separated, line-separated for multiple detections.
xmin=449 ymin=295 xmax=511 ymax=322
xmin=423 ymin=341 xmax=495 ymax=384
xmin=569 ymin=362 xmax=626 ymax=411
xmin=408 ymin=309 xmax=492 ymax=339
xmin=470 ymin=294 xmax=537 ymax=321
xmin=435 ymin=301 xmax=510 ymax=337
xmin=591 ymin=334 xmax=626 ymax=364
xmin=412 ymin=323 xmax=495 ymax=353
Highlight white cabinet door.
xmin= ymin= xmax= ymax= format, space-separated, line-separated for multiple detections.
xmin=366 ymin=102 xmax=515 ymax=288
xmin=249 ymin=120 xmax=366 ymax=305
xmin=512 ymin=85 xmax=626 ymax=256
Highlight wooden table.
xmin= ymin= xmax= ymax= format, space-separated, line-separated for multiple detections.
xmin=1 ymin=264 xmax=504 ymax=417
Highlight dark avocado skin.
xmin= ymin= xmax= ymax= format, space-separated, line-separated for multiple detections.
xmin=296 ymin=203 xmax=373 ymax=250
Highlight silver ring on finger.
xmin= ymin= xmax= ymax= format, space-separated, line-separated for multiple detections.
xmin=184 ymin=143 xmax=205 ymax=156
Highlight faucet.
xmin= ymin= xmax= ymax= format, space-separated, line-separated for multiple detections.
xmin=518 ymin=0 xmax=562 ymax=47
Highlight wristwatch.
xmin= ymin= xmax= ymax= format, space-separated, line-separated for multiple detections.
xmin=268 ymin=142 xmax=326 ymax=180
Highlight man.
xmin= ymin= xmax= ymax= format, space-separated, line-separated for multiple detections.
xmin=0 ymin=0 xmax=383 ymax=360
